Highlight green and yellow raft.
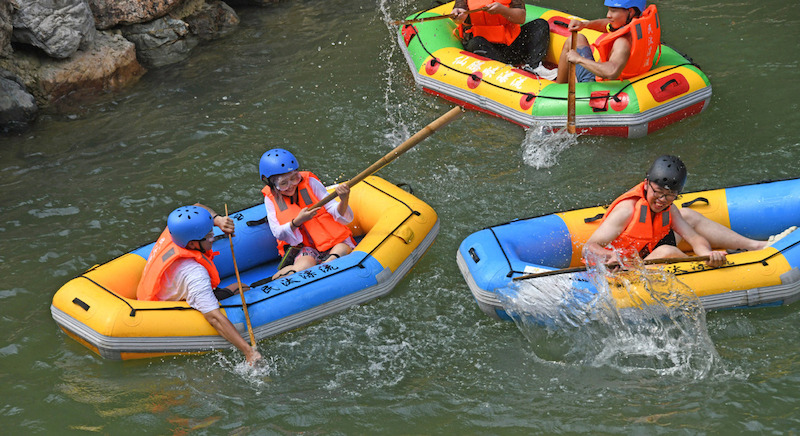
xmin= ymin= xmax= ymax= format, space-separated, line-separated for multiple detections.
xmin=396 ymin=2 xmax=712 ymax=137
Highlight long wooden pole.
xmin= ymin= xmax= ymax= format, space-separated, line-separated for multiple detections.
xmin=567 ymin=30 xmax=577 ymax=134
xmin=392 ymin=7 xmax=488 ymax=25
xmin=310 ymin=106 xmax=465 ymax=209
xmin=512 ymin=255 xmax=711 ymax=281
xmin=226 ymin=204 xmax=256 ymax=347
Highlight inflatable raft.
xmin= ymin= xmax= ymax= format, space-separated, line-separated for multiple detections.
xmin=396 ymin=2 xmax=712 ymax=138
xmin=457 ymin=178 xmax=800 ymax=321
xmin=51 ymin=176 xmax=439 ymax=360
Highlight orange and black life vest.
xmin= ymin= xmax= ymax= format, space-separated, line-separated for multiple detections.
xmin=604 ymin=181 xmax=672 ymax=257
xmin=262 ymin=171 xmax=353 ymax=256
xmin=592 ymin=4 xmax=661 ymax=81
xmin=458 ymin=0 xmax=521 ymax=45
xmin=136 ymin=228 xmax=221 ymax=301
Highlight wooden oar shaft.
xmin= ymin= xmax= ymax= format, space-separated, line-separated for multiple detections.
xmin=310 ymin=106 xmax=465 ymax=209
xmin=566 ymin=30 xmax=577 ymax=134
xmin=226 ymin=204 xmax=256 ymax=347
xmin=512 ymin=255 xmax=711 ymax=281
xmin=392 ymin=6 xmax=488 ymax=25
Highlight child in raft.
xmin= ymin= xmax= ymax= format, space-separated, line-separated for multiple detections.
xmin=259 ymin=148 xmax=356 ymax=280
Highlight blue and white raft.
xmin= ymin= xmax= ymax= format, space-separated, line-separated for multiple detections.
xmin=457 ymin=178 xmax=800 ymax=321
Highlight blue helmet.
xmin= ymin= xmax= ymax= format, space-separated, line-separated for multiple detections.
xmin=259 ymin=149 xmax=299 ymax=181
xmin=604 ymin=0 xmax=645 ymax=11
xmin=167 ymin=206 xmax=214 ymax=248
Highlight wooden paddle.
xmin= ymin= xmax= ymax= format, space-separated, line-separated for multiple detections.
xmin=309 ymin=106 xmax=465 ymax=209
xmin=225 ymin=204 xmax=256 ymax=347
xmin=392 ymin=6 xmax=488 ymax=25
xmin=512 ymin=255 xmax=711 ymax=281
xmin=566 ymin=30 xmax=577 ymax=134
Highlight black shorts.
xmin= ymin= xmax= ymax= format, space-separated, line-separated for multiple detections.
xmin=639 ymin=231 xmax=676 ymax=257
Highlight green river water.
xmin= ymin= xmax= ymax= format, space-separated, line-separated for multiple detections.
xmin=1 ymin=0 xmax=798 ymax=433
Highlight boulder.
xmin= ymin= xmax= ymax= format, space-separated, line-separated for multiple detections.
xmin=0 ymin=30 xmax=145 ymax=109
xmin=121 ymin=0 xmax=239 ymax=68
xmin=87 ymin=0 xmax=183 ymax=30
xmin=0 ymin=68 xmax=37 ymax=133
xmin=0 ymin=0 xmax=15 ymax=58
xmin=12 ymin=0 xmax=96 ymax=59
xmin=184 ymin=0 xmax=239 ymax=41
xmin=224 ymin=0 xmax=282 ymax=6
xmin=120 ymin=16 xmax=198 ymax=68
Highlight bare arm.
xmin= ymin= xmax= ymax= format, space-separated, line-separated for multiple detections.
xmin=567 ymin=36 xmax=631 ymax=80
xmin=583 ymin=200 xmax=636 ymax=264
xmin=453 ymin=1 xmax=525 ymax=25
xmin=568 ymin=18 xmax=612 ymax=33
xmin=485 ymin=2 xmax=526 ymax=24
xmin=334 ymin=184 xmax=350 ymax=217
xmin=194 ymin=203 xmax=235 ymax=234
xmin=203 ymin=308 xmax=261 ymax=365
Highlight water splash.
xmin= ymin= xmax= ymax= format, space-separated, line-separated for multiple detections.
xmin=377 ymin=0 xmax=417 ymax=148
xmin=213 ymin=352 xmax=282 ymax=388
xmin=520 ymin=125 xmax=578 ymax=169
xmin=498 ymin=263 xmax=721 ymax=379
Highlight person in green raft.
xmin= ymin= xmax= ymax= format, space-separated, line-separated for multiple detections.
xmin=582 ymin=155 xmax=796 ymax=268
xmin=556 ymin=0 xmax=660 ymax=84
xmin=452 ymin=0 xmax=550 ymax=71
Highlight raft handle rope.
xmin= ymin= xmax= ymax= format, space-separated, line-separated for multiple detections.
xmin=493 ymin=236 xmax=800 ymax=282
xmin=408 ymin=16 xmax=702 ymax=104
xmin=582 ymin=197 xmax=709 ymax=223
xmin=71 ymin=180 xmax=422 ymax=315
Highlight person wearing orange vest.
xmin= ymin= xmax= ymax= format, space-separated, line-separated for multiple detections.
xmin=555 ymin=0 xmax=661 ymax=84
xmin=259 ymin=149 xmax=355 ymax=281
xmin=452 ymin=0 xmax=549 ymax=69
xmin=583 ymin=156 xmax=774 ymax=269
xmin=136 ymin=204 xmax=261 ymax=365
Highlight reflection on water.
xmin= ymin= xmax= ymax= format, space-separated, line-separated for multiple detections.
xmin=499 ymin=263 xmax=721 ymax=379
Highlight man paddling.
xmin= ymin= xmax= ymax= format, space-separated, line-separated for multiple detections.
xmin=137 ymin=205 xmax=262 ymax=365
xmin=583 ymin=156 xmax=783 ymax=268
xmin=556 ymin=0 xmax=660 ymax=84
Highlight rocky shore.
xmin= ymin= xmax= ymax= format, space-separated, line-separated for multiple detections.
xmin=0 ymin=0 xmax=280 ymax=133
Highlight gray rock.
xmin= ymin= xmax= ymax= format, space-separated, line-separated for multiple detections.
xmin=0 ymin=0 xmax=15 ymax=57
xmin=0 ymin=68 xmax=37 ymax=133
xmin=121 ymin=16 xmax=198 ymax=68
xmin=87 ymin=0 xmax=183 ymax=30
xmin=12 ymin=0 xmax=96 ymax=59
xmin=224 ymin=0 xmax=282 ymax=6
xmin=184 ymin=0 xmax=238 ymax=41
xmin=0 ymin=30 xmax=144 ymax=109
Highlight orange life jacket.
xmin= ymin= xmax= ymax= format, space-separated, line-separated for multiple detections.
xmin=592 ymin=4 xmax=661 ymax=81
xmin=604 ymin=181 xmax=672 ymax=257
xmin=458 ymin=0 xmax=521 ymax=45
xmin=136 ymin=228 xmax=221 ymax=301
xmin=262 ymin=171 xmax=353 ymax=256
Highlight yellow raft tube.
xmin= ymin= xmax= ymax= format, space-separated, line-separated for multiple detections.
xmin=51 ymin=176 xmax=439 ymax=360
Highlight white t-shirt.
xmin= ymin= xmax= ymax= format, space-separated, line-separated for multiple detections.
xmin=156 ymin=258 xmax=220 ymax=314
xmin=263 ymin=177 xmax=355 ymax=248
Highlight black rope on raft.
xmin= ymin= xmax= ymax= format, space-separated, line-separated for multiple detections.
xmin=410 ymin=20 xmax=701 ymax=102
